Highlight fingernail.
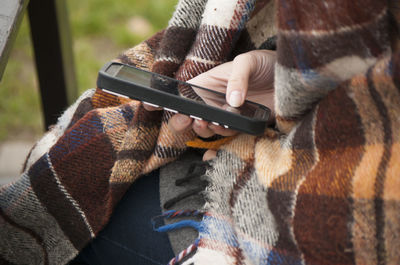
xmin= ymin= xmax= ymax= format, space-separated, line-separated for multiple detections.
xmin=229 ymin=91 xmax=242 ymax=107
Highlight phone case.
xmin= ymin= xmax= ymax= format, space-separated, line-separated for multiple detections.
xmin=97 ymin=62 xmax=271 ymax=135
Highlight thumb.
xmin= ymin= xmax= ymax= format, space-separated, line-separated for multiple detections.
xmin=226 ymin=53 xmax=256 ymax=107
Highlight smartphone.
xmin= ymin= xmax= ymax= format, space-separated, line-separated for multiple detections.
xmin=97 ymin=62 xmax=271 ymax=135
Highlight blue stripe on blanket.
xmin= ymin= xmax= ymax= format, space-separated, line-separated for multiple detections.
xmin=201 ymin=214 xmax=304 ymax=265
xmin=266 ymin=249 xmax=303 ymax=265
xmin=51 ymin=113 xmax=104 ymax=155
xmin=200 ymin=215 xmax=239 ymax=248
xmin=237 ymin=0 xmax=256 ymax=30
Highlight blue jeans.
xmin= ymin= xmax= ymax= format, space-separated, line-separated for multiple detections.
xmin=70 ymin=169 xmax=175 ymax=265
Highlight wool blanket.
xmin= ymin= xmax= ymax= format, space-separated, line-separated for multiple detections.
xmin=1 ymin=0 xmax=400 ymax=264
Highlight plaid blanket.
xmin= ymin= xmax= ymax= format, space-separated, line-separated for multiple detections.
xmin=1 ymin=0 xmax=400 ymax=264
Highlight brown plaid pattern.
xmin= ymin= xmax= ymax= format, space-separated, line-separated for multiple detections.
xmin=1 ymin=0 xmax=400 ymax=264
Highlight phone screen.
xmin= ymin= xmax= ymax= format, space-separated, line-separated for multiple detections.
xmin=104 ymin=64 xmax=270 ymax=121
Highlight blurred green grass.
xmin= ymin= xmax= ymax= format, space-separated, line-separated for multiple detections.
xmin=0 ymin=0 xmax=177 ymax=141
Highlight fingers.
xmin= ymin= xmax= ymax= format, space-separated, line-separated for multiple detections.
xmin=207 ymin=123 xmax=237 ymax=136
xmin=168 ymin=113 xmax=238 ymax=139
xmin=193 ymin=119 xmax=238 ymax=138
xmin=168 ymin=115 xmax=216 ymax=137
xmin=168 ymin=113 xmax=193 ymax=133
xmin=193 ymin=120 xmax=215 ymax=138
xmin=155 ymin=108 xmax=239 ymax=139
xmin=226 ymin=50 xmax=276 ymax=108
xmin=226 ymin=53 xmax=256 ymax=107
xmin=203 ymin=149 xmax=217 ymax=161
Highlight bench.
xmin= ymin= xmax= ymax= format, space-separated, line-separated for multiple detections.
xmin=0 ymin=0 xmax=77 ymax=129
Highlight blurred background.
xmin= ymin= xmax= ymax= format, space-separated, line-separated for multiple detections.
xmin=0 ymin=0 xmax=177 ymax=183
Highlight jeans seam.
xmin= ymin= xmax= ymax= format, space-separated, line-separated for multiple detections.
xmin=98 ymin=235 xmax=165 ymax=265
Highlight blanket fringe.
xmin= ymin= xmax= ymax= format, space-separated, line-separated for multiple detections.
xmin=152 ymin=210 xmax=204 ymax=264
xmin=168 ymin=239 xmax=200 ymax=265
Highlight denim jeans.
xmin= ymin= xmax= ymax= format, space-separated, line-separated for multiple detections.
xmin=70 ymin=169 xmax=175 ymax=265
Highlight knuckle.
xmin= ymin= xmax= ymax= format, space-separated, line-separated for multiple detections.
xmin=234 ymin=52 xmax=256 ymax=63
xmin=194 ymin=123 xmax=214 ymax=138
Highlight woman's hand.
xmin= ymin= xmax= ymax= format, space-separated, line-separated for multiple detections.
xmin=144 ymin=50 xmax=276 ymax=157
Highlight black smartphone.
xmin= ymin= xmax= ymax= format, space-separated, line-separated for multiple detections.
xmin=97 ymin=62 xmax=271 ymax=135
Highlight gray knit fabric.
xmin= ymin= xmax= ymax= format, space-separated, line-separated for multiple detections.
xmin=159 ymin=150 xmax=205 ymax=255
